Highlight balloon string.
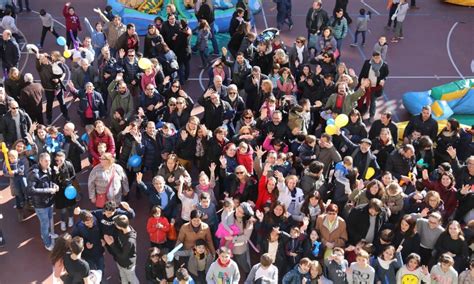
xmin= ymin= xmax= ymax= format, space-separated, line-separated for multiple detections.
xmin=69 ymin=30 xmax=80 ymax=50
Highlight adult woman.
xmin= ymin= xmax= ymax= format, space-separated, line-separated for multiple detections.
xmin=344 ymin=109 xmax=368 ymax=144
xmin=177 ymin=209 xmax=216 ymax=257
xmin=315 ymin=204 xmax=348 ymax=257
xmin=371 ymin=128 xmax=396 ymax=172
xmin=317 ymin=27 xmax=337 ymax=55
xmin=276 ymin=173 xmax=306 ymax=222
xmin=255 ymin=163 xmax=279 ymax=211
xmin=227 ymin=22 xmax=248 ymax=59
xmin=276 ymin=67 xmax=297 ymax=102
xmin=88 ymin=120 xmax=116 ymax=166
xmin=175 ymin=116 xmax=200 ymax=172
xmin=273 ymin=48 xmax=290 ymax=69
xmin=311 ymin=51 xmax=337 ymax=77
xmin=208 ymin=59 xmax=228 ymax=87
xmin=406 ymin=190 xmax=445 ymax=217
xmin=335 ymin=62 xmax=358 ymax=90
xmin=4 ymin=67 xmax=24 ymax=102
xmin=50 ymin=233 xmax=72 ymax=283
xmin=145 ymin=247 xmax=167 ymax=283
xmin=162 ymin=79 xmax=186 ymax=103
xmin=143 ymin=24 xmax=162 ymax=58
xmin=414 ymin=135 xmax=435 ymax=173
xmin=235 ymin=109 xmax=256 ymax=134
xmin=434 ymin=220 xmax=469 ymax=272
xmin=422 ymin=169 xmax=458 ymax=219
xmin=169 ymin=96 xmax=192 ymax=130
xmin=228 ymin=202 xmax=256 ymax=275
xmin=258 ymin=201 xmax=293 ymax=235
xmin=117 ymin=121 xmax=144 ymax=192
xmin=330 ymin=8 xmax=348 ymax=56
xmin=88 ymin=153 xmax=129 ymax=207
xmin=222 ymin=84 xmax=245 ymax=128
xmin=162 ymin=97 xmax=177 ymax=123
xmin=232 ymin=126 xmax=257 ymax=148
xmin=194 ymin=124 xmax=212 ymax=173
xmin=435 ymin=118 xmax=461 ymax=165
xmin=288 ymin=36 xmax=310 ymax=74
xmin=221 ymin=143 xmax=238 ymax=174
xmin=220 ymin=163 xmax=257 ymax=203
xmin=32 ymin=124 xmax=49 ymax=161
xmin=202 ymin=127 xmax=228 ymax=174
xmin=160 ymin=42 xmax=179 ymax=79
xmin=350 ymin=179 xmax=386 ymax=207
xmin=301 ymin=190 xmax=326 ymax=230
xmin=392 ymin=214 xmax=420 ymax=261
xmin=157 ymin=153 xmax=192 ymax=189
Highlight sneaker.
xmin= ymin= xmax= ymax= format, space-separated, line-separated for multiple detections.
xmin=68 ymin=217 xmax=74 ymax=228
xmin=45 ymin=243 xmax=54 ymax=251
xmin=399 ymin=37 xmax=404 ymax=40
xmin=50 ymin=232 xmax=59 ymax=239
xmin=350 ymin=43 xmax=358 ymax=47
xmin=60 ymin=222 xmax=66 ymax=232
xmin=289 ymin=24 xmax=294 ymax=30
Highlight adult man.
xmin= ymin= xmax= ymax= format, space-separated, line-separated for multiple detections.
xmin=0 ymin=29 xmax=20 ymax=72
xmin=27 ymin=152 xmax=59 ymax=251
xmin=141 ymin=121 xmax=162 ymax=175
xmin=314 ymin=133 xmax=342 ymax=176
xmin=177 ymin=209 xmax=216 ymax=256
xmin=63 ymin=122 xmax=86 ymax=174
xmin=137 ymin=173 xmax=177 ymax=219
xmin=368 ymin=111 xmax=398 ymax=142
xmin=104 ymin=215 xmax=138 ymax=284
xmin=208 ymin=75 xmax=228 ymax=98
xmin=447 ymin=148 xmax=474 ymax=187
xmin=72 ymin=37 xmax=95 ymax=64
xmin=140 ymin=84 xmax=164 ymax=123
xmin=116 ymin=23 xmax=139 ymax=52
xmin=306 ymin=0 xmax=329 ymax=38
xmin=71 ymin=58 xmax=98 ymax=92
xmin=404 ymin=105 xmax=438 ymax=142
xmin=198 ymin=89 xmax=233 ymax=132
xmin=0 ymin=100 xmax=32 ymax=146
xmin=95 ymin=10 xmax=126 ymax=55
xmin=196 ymin=0 xmax=219 ymax=55
xmin=385 ymin=144 xmax=416 ymax=181
xmin=325 ymin=79 xmax=369 ymax=115
xmin=69 ymin=81 xmax=105 ymax=125
xmin=416 ymin=212 xmax=445 ymax=265
xmin=258 ymin=110 xmax=292 ymax=143
xmin=347 ymin=198 xmax=388 ymax=245
xmin=358 ymin=52 xmax=389 ymax=120
xmin=161 ymin=14 xmax=181 ymax=51
xmin=61 ymin=236 xmax=91 ymax=283
xmin=244 ymin=66 xmax=269 ymax=112
xmin=221 ymin=48 xmax=252 ymax=91
xmin=108 ymin=73 xmax=135 ymax=122
xmin=19 ymin=73 xmax=44 ymax=124
xmin=339 ymin=133 xmax=380 ymax=180
xmin=97 ymin=45 xmax=119 ymax=107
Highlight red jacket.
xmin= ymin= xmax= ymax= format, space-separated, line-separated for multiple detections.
xmin=236 ymin=148 xmax=254 ymax=174
xmin=89 ymin=130 xmax=116 ymax=165
xmin=63 ymin=4 xmax=81 ymax=32
xmin=255 ymin=175 xmax=276 ymax=211
xmin=146 ymin=216 xmax=170 ymax=244
xmin=422 ymin=179 xmax=458 ymax=218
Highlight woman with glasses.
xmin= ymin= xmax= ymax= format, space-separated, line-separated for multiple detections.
xmin=310 ymin=51 xmax=337 ymax=78
xmin=219 ymin=161 xmax=257 ymax=203
xmin=162 ymin=79 xmax=185 ymax=103
xmin=288 ymin=36 xmax=310 ymax=75
xmin=315 ymin=203 xmax=348 ymax=257
xmin=169 ymin=97 xmax=192 ymax=130
xmin=222 ymin=84 xmax=245 ymax=127
xmin=145 ymin=247 xmax=167 ymax=283
xmin=88 ymin=120 xmax=116 ymax=167
xmin=235 ymin=109 xmax=256 ymax=134
xmin=157 ymin=153 xmax=192 ymax=190
xmin=200 ymin=127 xmax=228 ymax=175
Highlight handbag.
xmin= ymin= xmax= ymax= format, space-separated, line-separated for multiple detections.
xmin=167 ymin=223 xmax=177 ymax=241
xmin=96 ymin=166 xmax=116 ymax=208
xmin=334 ymin=49 xmax=340 ymax=59
xmin=308 ymin=33 xmax=318 ymax=49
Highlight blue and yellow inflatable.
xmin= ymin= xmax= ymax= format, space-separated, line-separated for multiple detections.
xmin=107 ymin=0 xmax=262 ymax=35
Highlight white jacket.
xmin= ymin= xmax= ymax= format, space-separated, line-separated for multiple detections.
xmin=277 ymin=181 xmax=305 ymax=221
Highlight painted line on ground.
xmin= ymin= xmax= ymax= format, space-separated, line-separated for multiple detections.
xmin=361 ymin=0 xmax=381 ymax=15
xmin=260 ymin=0 xmax=269 ymax=29
xmin=446 ymin=22 xmax=465 ymax=80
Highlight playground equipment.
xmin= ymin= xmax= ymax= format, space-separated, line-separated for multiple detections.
xmin=444 ymin=0 xmax=474 ymax=7
xmin=107 ymin=0 xmax=262 ymax=35
xmin=402 ymin=79 xmax=474 ymax=125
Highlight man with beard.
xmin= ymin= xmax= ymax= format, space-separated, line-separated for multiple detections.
xmin=108 ymin=73 xmax=134 ymax=122
xmin=325 ymin=79 xmax=369 ymax=115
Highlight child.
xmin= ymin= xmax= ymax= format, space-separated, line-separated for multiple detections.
xmin=334 ymin=156 xmax=353 ymax=195
xmin=273 ymin=152 xmax=292 ymax=176
xmin=91 ymin=142 xmax=107 ymax=167
xmin=345 ymin=240 xmax=374 ymax=264
xmin=196 ymin=19 xmax=210 ymax=69
xmin=215 ymin=198 xmax=239 ymax=249
xmin=263 ymin=135 xmax=289 ymax=154
xmin=383 ymin=183 xmax=405 ymax=223
xmin=430 ymin=254 xmax=458 ymax=284
xmin=173 ymin=267 xmax=195 ymax=284
xmin=373 ymin=36 xmax=388 ymax=61
xmin=3 ymin=149 xmax=27 ymax=222
xmin=63 ymin=2 xmax=82 ymax=49
xmin=324 ymin=247 xmax=349 ymax=284
xmin=187 ymin=239 xmax=214 ymax=283
xmin=45 ymin=126 xmax=65 ymax=155
xmin=268 ymin=64 xmax=281 ymax=91
xmin=285 ymin=226 xmax=306 ymax=267
xmin=350 ymin=9 xmax=371 ymax=47
xmin=396 ymin=253 xmax=430 ymax=284
xmin=371 ymin=245 xmax=403 ymax=284
xmin=298 ymin=135 xmax=317 ymax=164
xmin=196 ymin=192 xmax=218 ymax=234
xmin=39 ymin=9 xmax=60 ymax=49
xmin=236 ymin=141 xmax=254 ymax=174
xmin=146 ymin=206 xmax=170 ymax=249
xmin=177 ymin=180 xmax=199 ymax=223
xmin=347 ymin=249 xmax=376 ymax=284
xmin=260 ymin=95 xmax=277 ymax=120
xmin=391 ymin=0 xmax=410 ymax=43
xmin=195 ymin=170 xmax=217 ymax=204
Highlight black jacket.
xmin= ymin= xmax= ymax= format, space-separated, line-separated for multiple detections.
xmin=27 ymin=165 xmax=57 ymax=208
xmin=368 ymin=119 xmax=398 ymax=143
xmin=347 ymin=204 xmax=388 ymax=245
xmin=109 ymin=227 xmax=137 ymax=269
xmin=243 ymin=73 xmax=269 ymax=112
xmin=358 ymin=59 xmax=389 ymax=87
xmin=63 ymin=135 xmax=86 ymax=173
xmin=306 ymin=8 xmax=329 ymax=34
xmin=75 ymin=90 xmax=105 ymax=122
xmin=196 ymin=3 xmax=215 ymax=24
xmin=53 ymin=160 xmax=76 ymax=209
xmin=385 ymin=150 xmax=416 ymax=180
xmin=0 ymin=109 xmax=32 ymax=146
xmin=198 ymin=96 xmax=233 ymax=132
xmin=0 ymin=38 xmax=20 ymax=69
xmin=403 ymin=114 xmax=438 ymax=141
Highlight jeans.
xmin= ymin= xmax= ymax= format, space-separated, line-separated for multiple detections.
xmin=387 ymin=4 xmax=399 ymax=28
xmin=35 ymin=206 xmax=54 ymax=247
xmin=85 ymin=255 xmax=105 ymax=275
xmin=45 ymin=89 xmax=69 ymax=122
xmin=40 ymin=26 xmax=59 ymax=47
xmin=117 ymin=263 xmax=139 ymax=284
xmin=18 ymin=0 xmax=30 ymax=10
xmin=209 ymin=24 xmax=219 ymax=54
xmin=394 ymin=21 xmax=404 ymax=38
xmin=354 ymin=31 xmax=366 ymax=44
xmin=12 ymin=176 xmax=27 ymax=208
xmin=178 ymin=57 xmax=190 ymax=84
xmin=199 ymin=48 xmax=209 ymax=66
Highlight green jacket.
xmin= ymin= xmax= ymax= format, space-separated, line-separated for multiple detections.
xmin=330 ymin=16 xmax=348 ymax=40
xmin=108 ymin=80 xmax=135 ymax=121
xmin=325 ymin=88 xmax=365 ymax=115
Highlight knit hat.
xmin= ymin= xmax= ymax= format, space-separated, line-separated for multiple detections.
xmin=240 ymin=202 xmax=254 ymax=217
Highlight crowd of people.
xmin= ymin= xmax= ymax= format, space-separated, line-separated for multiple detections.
xmin=0 ymin=0 xmax=473 ymax=283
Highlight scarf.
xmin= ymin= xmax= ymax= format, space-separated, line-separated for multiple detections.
xmin=217 ymin=258 xmax=231 ymax=268
xmin=296 ymin=45 xmax=305 ymax=63
xmin=370 ymin=58 xmax=384 ymax=77
xmin=377 ymin=257 xmax=395 ymax=270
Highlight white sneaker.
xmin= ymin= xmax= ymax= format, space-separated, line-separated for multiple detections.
xmin=60 ymin=221 xmax=66 ymax=232
xmin=45 ymin=243 xmax=54 ymax=251
xmin=50 ymin=232 xmax=59 ymax=239
xmin=68 ymin=217 xmax=74 ymax=228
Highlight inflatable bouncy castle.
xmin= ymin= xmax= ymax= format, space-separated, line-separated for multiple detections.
xmin=107 ymin=0 xmax=262 ymax=35
xmin=402 ymin=79 xmax=474 ymax=125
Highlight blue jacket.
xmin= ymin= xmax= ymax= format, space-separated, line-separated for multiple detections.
xmin=141 ymin=132 xmax=161 ymax=171
xmin=90 ymin=208 xmax=136 ymax=237
xmin=72 ymin=217 xmax=104 ymax=260
xmin=282 ymin=264 xmax=311 ymax=284
xmin=84 ymin=18 xmax=106 ymax=50
xmin=138 ymin=182 xmax=177 ymax=218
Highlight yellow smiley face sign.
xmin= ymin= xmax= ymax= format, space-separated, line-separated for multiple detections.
xmin=401 ymin=274 xmax=419 ymax=284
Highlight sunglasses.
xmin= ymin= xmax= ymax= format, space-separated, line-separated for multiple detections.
xmin=151 ymin=254 xmax=160 ymax=258
xmin=296 ymin=41 xmax=302 ymax=44
xmin=236 ymin=171 xmax=244 ymax=175
xmin=244 ymin=116 xmax=252 ymax=119
xmin=176 ymin=101 xmax=184 ymax=104
xmin=171 ymin=85 xmax=179 ymax=88
xmin=128 ymin=54 xmax=135 ymax=57
xmin=169 ymin=104 xmax=176 ymax=107
xmin=11 ymin=107 xmax=18 ymax=109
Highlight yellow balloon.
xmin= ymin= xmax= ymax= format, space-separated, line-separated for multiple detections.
xmin=335 ymin=114 xmax=349 ymax=128
xmin=325 ymin=124 xmax=338 ymax=136
xmin=63 ymin=50 xmax=72 ymax=59
xmin=138 ymin=58 xmax=152 ymax=70
xmin=365 ymin=167 xmax=375 ymax=180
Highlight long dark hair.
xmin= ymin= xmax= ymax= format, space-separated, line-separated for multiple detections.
xmin=396 ymin=214 xmax=417 ymax=238
xmin=301 ymin=190 xmax=325 ymax=216
xmin=50 ymin=233 xmax=72 ymax=265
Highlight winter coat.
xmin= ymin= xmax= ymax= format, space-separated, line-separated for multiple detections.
xmin=0 ymin=38 xmax=20 ymax=69
xmin=282 ymin=264 xmax=311 ymax=284
xmin=74 ymin=90 xmax=105 ymax=122
xmin=146 ymin=216 xmax=170 ymax=244
xmin=117 ymin=133 xmax=144 ymax=170
xmin=63 ymin=4 xmax=81 ymax=32
xmin=108 ymin=80 xmax=135 ymax=121
xmin=88 ymin=130 xmax=116 ymax=162
xmin=108 ymin=227 xmax=138 ymax=269
xmin=63 ymin=135 xmax=86 ymax=173
xmin=315 ymin=214 xmax=348 ymax=248
xmin=27 ymin=165 xmax=57 ymax=208
xmin=325 ymin=89 xmax=366 ymax=115
xmin=330 ymin=16 xmax=348 ymax=40
xmin=177 ymin=222 xmax=216 ymax=255
xmin=53 ymin=160 xmax=76 ymax=209
xmin=72 ymin=217 xmax=104 ymax=260
xmin=138 ymin=181 xmax=177 ymax=218
xmin=19 ymin=82 xmax=43 ymax=113
xmin=198 ymin=96 xmax=233 ymax=131
xmin=347 ymin=204 xmax=389 ymax=245
xmin=156 ymin=163 xmax=192 ymax=189
xmin=0 ymin=109 xmax=32 ymax=146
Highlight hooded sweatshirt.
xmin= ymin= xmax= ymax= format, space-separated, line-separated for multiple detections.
xmin=108 ymin=226 xmax=137 ymax=269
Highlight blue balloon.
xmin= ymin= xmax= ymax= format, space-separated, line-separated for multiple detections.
xmin=327 ymin=118 xmax=335 ymax=125
xmin=128 ymin=155 xmax=142 ymax=168
xmin=56 ymin=36 xmax=67 ymax=46
xmin=64 ymin=185 xmax=77 ymax=200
